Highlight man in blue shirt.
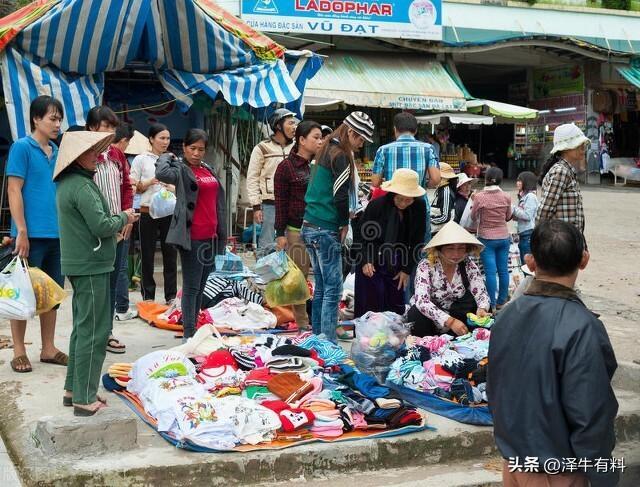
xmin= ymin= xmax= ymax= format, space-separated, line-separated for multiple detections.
xmin=7 ymin=95 xmax=67 ymax=373
xmin=372 ymin=111 xmax=441 ymax=242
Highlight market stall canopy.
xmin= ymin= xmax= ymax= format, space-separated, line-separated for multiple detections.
xmin=0 ymin=0 xmax=322 ymax=139
xmin=304 ymin=51 xmax=467 ymax=112
xmin=617 ymin=59 xmax=640 ymax=89
xmin=466 ymin=99 xmax=538 ymax=121
xmin=416 ymin=113 xmax=493 ymax=125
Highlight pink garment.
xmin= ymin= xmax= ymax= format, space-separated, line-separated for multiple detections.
xmin=411 ymin=259 xmax=491 ymax=329
xmin=473 ymin=328 xmax=491 ymax=341
xmin=415 ymin=335 xmax=453 ymax=354
xmin=351 ymin=411 xmax=368 ymax=429
xmin=471 ymin=187 xmax=512 ymax=239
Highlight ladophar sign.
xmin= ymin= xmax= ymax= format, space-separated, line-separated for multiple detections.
xmin=241 ymin=0 xmax=442 ymax=40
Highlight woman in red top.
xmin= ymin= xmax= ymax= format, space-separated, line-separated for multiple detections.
xmin=156 ymin=129 xmax=226 ymax=339
xmin=471 ymin=167 xmax=512 ymax=311
xmin=274 ymin=120 xmax=323 ymax=329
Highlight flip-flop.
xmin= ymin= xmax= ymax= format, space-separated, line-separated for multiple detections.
xmin=10 ymin=355 xmax=32 ymax=373
xmin=73 ymin=402 xmax=107 ymax=417
xmin=106 ymin=337 xmax=126 ymax=354
xmin=63 ymin=394 xmax=107 ymax=407
xmin=40 ymin=351 xmax=68 ymax=366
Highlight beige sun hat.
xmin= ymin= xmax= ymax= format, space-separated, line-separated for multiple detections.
xmin=456 ymin=172 xmax=478 ymax=189
xmin=53 ymin=131 xmax=114 ymax=181
xmin=550 ymin=123 xmax=590 ymax=154
xmin=125 ymin=130 xmax=152 ymax=155
xmin=381 ymin=168 xmax=426 ymax=198
xmin=425 ymin=221 xmax=484 ymax=252
xmin=439 ymin=162 xmax=457 ymax=179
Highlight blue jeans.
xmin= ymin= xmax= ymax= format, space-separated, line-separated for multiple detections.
xmin=114 ymin=238 xmax=130 ymax=313
xmin=518 ymin=230 xmax=533 ymax=265
xmin=302 ymin=226 xmax=342 ymax=343
xmin=258 ymin=204 xmax=276 ymax=248
xmin=179 ymin=239 xmax=215 ymax=339
xmin=479 ymin=237 xmax=510 ymax=308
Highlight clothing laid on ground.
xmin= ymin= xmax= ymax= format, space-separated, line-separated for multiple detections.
xmin=411 ymin=258 xmax=490 ymax=332
xmin=353 ymin=193 xmax=426 ymax=318
xmin=6 ymin=135 xmax=59 ymax=238
xmin=488 ymin=279 xmax=618 ymax=487
xmin=536 ymin=159 xmax=585 ymax=233
xmin=201 ymin=276 xmax=263 ymax=310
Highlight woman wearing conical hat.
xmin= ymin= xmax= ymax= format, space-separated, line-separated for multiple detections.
xmin=54 ymin=131 xmax=138 ymax=416
xmin=407 ymin=221 xmax=491 ymax=337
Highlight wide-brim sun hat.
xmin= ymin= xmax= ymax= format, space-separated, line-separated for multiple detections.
xmin=550 ymin=123 xmax=590 ymax=154
xmin=456 ymin=172 xmax=478 ymax=189
xmin=125 ymin=130 xmax=153 ymax=155
xmin=53 ymin=131 xmax=114 ymax=181
xmin=344 ymin=111 xmax=374 ymax=143
xmin=425 ymin=221 xmax=484 ymax=252
xmin=439 ymin=162 xmax=457 ymax=180
xmin=381 ymin=168 xmax=426 ymax=198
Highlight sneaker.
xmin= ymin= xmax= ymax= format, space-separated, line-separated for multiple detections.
xmin=115 ymin=309 xmax=138 ymax=321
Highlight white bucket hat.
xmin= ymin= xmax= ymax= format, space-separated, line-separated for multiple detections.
xmin=125 ymin=130 xmax=153 ymax=155
xmin=425 ymin=221 xmax=484 ymax=252
xmin=550 ymin=123 xmax=590 ymax=154
xmin=53 ymin=131 xmax=114 ymax=181
xmin=456 ymin=172 xmax=478 ymax=189
xmin=380 ymin=168 xmax=426 ymax=198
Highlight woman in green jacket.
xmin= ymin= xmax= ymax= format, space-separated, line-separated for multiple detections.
xmin=54 ymin=131 xmax=138 ymax=416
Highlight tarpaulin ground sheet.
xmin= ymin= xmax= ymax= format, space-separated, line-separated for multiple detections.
xmin=114 ymin=390 xmax=433 ymax=452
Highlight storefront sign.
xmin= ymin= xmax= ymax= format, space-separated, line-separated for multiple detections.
xmin=241 ymin=0 xmax=442 ymax=40
xmin=533 ymin=65 xmax=585 ymax=99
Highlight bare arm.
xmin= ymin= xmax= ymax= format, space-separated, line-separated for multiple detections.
xmin=427 ymin=166 xmax=441 ymax=188
xmin=7 ymin=177 xmax=29 ymax=257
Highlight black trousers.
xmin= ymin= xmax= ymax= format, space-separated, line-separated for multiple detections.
xmin=179 ymin=240 xmax=215 ymax=339
xmin=407 ymin=290 xmax=477 ymax=337
xmin=139 ymin=213 xmax=177 ymax=302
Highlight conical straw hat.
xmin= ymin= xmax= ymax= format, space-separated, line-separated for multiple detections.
xmin=125 ymin=130 xmax=152 ymax=155
xmin=425 ymin=221 xmax=484 ymax=252
xmin=53 ymin=131 xmax=114 ymax=181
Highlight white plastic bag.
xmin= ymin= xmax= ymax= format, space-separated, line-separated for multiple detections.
xmin=149 ymin=188 xmax=176 ymax=219
xmin=0 ymin=257 xmax=36 ymax=320
xmin=459 ymin=199 xmax=476 ymax=231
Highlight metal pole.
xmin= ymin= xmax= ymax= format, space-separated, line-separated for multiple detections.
xmin=225 ymin=105 xmax=233 ymax=239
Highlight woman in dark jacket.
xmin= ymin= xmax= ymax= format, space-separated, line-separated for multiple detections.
xmin=353 ymin=168 xmax=426 ymax=318
xmin=155 ymin=129 xmax=226 ymax=340
xmin=429 ymin=162 xmax=458 ymax=235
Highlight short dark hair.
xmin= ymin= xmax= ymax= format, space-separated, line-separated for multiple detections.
xmin=29 ymin=95 xmax=64 ymax=132
xmin=485 ymin=167 xmax=503 ymax=186
xmin=531 ymin=219 xmax=585 ymax=276
xmin=183 ymin=128 xmax=208 ymax=146
xmin=393 ymin=112 xmax=417 ymax=134
xmin=85 ymin=105 xmax=119 ymax=131
xmin=148 ymin=123 xmax=169 ymax=139
xmin=517 ymin=171 xmax=537 ymax=193
xmin=114 ymin=123 xmax=134 ymax=143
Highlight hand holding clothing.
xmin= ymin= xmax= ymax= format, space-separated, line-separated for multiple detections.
xmin=447 ymin=317 xmax=468 ymax=336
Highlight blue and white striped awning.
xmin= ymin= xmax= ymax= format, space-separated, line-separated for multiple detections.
xmin=0 ymin=0 xmax=318 ymax=139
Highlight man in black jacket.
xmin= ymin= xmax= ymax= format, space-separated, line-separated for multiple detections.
xmin=488 ymin=219 xmax=619 ymax=487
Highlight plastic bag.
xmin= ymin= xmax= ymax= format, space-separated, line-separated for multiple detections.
xmin=149 ymin=188 xmax=176 ymax=219
xmin=215 ymin=250 xmax=244 ymax=273
xmin=264 ymin=257 xmax=310 ymax=306
xmin=0 ymin=257 xmax=36 ymax=320
xmin=28 ymin=267 xmax=67 ymax=315
xmin=254 ymin=249 xmax=289 ymax=283
xmin=350 ymin=311 xmax=410 ymax=383
xmin=458 ymin=199 xmax=475 ymax=231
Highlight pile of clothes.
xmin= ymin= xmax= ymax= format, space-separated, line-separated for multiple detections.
xmin=106 ymin=332 xmax=423 ymax=451
xmin=387 ymin=328 xmax=490 ymax=406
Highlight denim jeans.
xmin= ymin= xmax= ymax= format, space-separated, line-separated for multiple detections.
xmin=258 ymin=204 xmax=276 ymax=248
xmin=479 ymin=237 xmax=511 ymax=308
xmin=518 ymin=230 xmax=533 ymax=265
xmin=179 ymin=239 xmax=215 ymax=339
xmin=114 ymin=238 xmax=130 ymax=314
xmin=302 ymin=225 xmax=342 ymax=343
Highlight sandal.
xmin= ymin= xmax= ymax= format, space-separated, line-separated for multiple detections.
xmin=106 ymin=336 xmax=126 ymax=354
xmin=63 ymin=393 xmax=107 ymax=407
xmin=40 ymin=351 xmax=68 ymax=366
xmin=73 ymin=401 xmax=107 ymax=417
xmin=10 ymin=355 xmax=32 ymax=373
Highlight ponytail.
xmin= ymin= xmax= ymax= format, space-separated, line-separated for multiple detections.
xmin=538 ymin=153 xmax=561 ymax=185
